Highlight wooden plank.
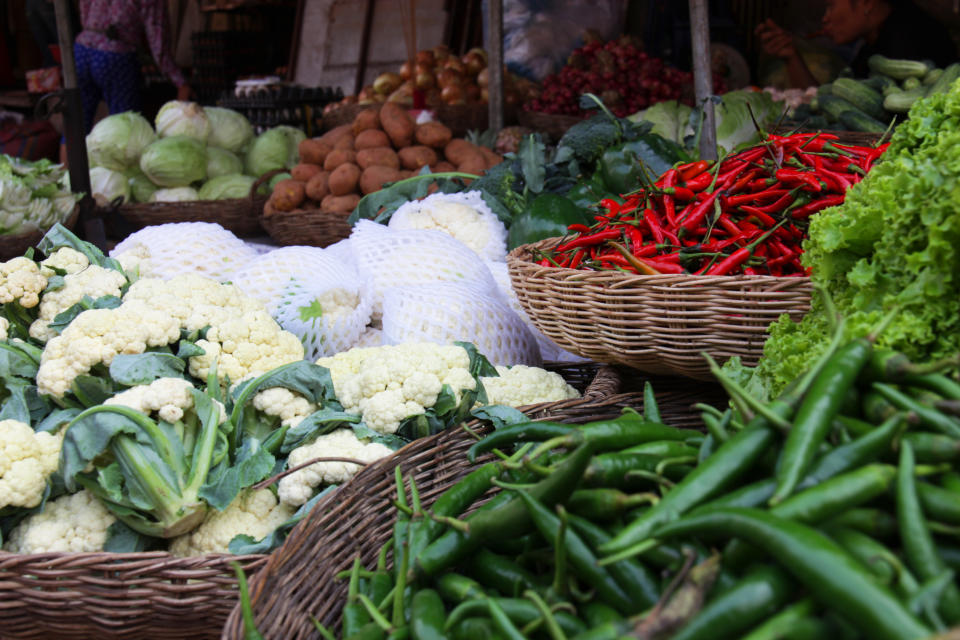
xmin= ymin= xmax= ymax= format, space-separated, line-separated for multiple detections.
xmin=689 ymin=0 xmax=717 ymax=161
xmin=485 ymin=0 xmax=504 ymax=133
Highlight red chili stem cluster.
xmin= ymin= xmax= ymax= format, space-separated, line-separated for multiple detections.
xmin=540 ymin=133 xmax=888 ymax=277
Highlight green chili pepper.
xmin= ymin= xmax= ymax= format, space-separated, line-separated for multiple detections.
xmin=344 ymin=557 xmax=371 ymax=637
xmin=445 ymin=599 xmax=585 ymax=637
xmin=409 ymin=589 xmax=445 ymax=640
xmin=917 ymin=482 xmax=960 ymax=525
xmin=448 ymin=617 xmax=502 ymax=640
xmin=651 ymin=507 xmax=931 ymax=640
xmin=417 ymin=459 xmax=509 ymax=551
xmin=621 ymin=440 xmax=700 ymax=458
xmin=435 ymin=573 xmax=486 ymax=603
xmin=345 ymin=622 xmax=388 ymax=640
xmin=580 ymin=602 xmax=622 ymax=628
xmin=905 ymin=432 xmax=960 ymax=464
xmin=739 ymin=598 xmax=825 ymax=640
xmin=827 ymin=526 xmax=904 ymax=588
xmin=582 ymin=451 xmax=693 ymax=489
xmin=642 ymin=381 xmax=661 ymax=423
xmin=874 ymin=382 xmax=960 ymax=438
xmin=567 ymin=488 xmax=659 ymax=522
xmin=827 ymin=507 xmax=899 ymax=539
xmin=464 ymin=548 xmax=542 ymax=597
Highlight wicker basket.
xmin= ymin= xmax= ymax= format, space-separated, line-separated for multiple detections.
xmin=0 ymin=552 xmax=267 ymax=639
xmin=0 ymin=208 xmax=80 ymax=261
xmin=259 ymin=207 xmax=353 ymax=248
xmin=507 ymin=238 xmax=814 ymax=380
xmin=222 ymin=365 xmax=719 ymax=639
xmin=321 ymin=103 xmax=517 ymax=138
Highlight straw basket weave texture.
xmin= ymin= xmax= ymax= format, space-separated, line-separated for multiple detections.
xmin=259 ymin=207 xmax=353 ymax=248
xmin=0 ymin=207 xmax=79 ymax=260
xmin=0 ymin=552 xmax=267 ymax=639
xmin=507 ymin=238 xmax=814 ymax=380
xmin=223 ymin=364 xmax=718 ymax=639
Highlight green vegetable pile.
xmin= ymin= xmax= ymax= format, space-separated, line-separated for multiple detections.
xmin=0 ymin=155 xmax=79 ymax=236
xmin=756 ymin=77 xmax=960 ymax=396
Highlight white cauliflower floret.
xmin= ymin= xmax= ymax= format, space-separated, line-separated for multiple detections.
xmin=0 ymin=257 xmax=47 ymax=308
xmin=388 ymin=191 xmax=508 ymax=261
xmin=0 ymin=419 xmax=63 ymax=510
xmin=108 ymin=221 xmax=258 ymax=281
xmin=278 ymin=428 xmax=392 ymax=507
xmin=29 ymin=265 xmax=127 ymax=342
xmin=0 ymin=316 xmax=8 ymax=341
xmin=317 ymin=343 xmax=476 ymax=434
xmin=105 ymin=377 xmax=227 ymax=424
xmin=480 ymin=365 xmax=580 ymax=408
xmin=252 ymin=386 xmax=317 ymax=427
xmin=39 ymin=247 xmax=90 ymax=277
xmin=168 ymin=488 xmax=295 ymax=556
xmin=3 ymin=489 xmax=115 ymax=553
xmin=353 ymin=327 xmax=383 ymax=349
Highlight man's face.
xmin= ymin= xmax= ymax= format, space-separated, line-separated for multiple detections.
xmin=823 ymin=0 xmax=867 ymax=44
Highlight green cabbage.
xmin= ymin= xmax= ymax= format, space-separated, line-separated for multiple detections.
xmin=125 ymin=166 xmax=158 ymax=203
xmin=631 ymin=100 xmax=693 ymax=146
xmin=206 ymin=146 xmax=244 ymax=179
xmin=155 ymin=101 xmax=211 ymax=142
xmin=139 ymin=136 xmax=207 ymax=187
xmin=268 ymin=171 xmax=291 ymax=190
xmin=89 ymin=166 xmax=131 ymax=204
xmin=86 ymin=112 xmax=157 ymax=171
xmin=245 ymin=126 xmax=305 ymax=177
xmin=151 ymin=186 xmax=200 ymax=202
xmin=204 ymin=107 xmax=254 ymax=153
xmin=198 ymin=174 xmax=257 ymax=200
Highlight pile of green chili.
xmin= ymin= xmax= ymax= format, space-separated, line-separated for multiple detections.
xmin=306 ymin=317 xmax=960 ymax=640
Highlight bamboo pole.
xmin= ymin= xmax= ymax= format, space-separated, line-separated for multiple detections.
xmin=485 ymin=0 xmax=504 ymax=134
xmin=689 ymin=0 xmax=717 ymax=160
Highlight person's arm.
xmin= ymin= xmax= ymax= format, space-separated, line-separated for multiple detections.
xmin=139 ymin=0 xmax=188 ymax=90
xmin=755 ymin=19 xmax=818 ymax=89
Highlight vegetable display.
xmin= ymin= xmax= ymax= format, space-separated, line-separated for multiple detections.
xmin=0 ymin=155 xmax=79 ymax=236
xmin=540 ymin=132 xmax=885 ymax=276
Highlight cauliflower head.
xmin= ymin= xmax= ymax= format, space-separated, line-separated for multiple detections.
xmin=0 ymin=419 xmax=62 ymax=510
xmin=108 ymin=221 xmax=259 ymax=281
xmin=251 ymin=386 xmax=317 ymax=427
xmin=480 ymin=365 xmax=580 ymax=408
xmin=0 ymin=257 xmax=47 ymax=308
xmin=3 ymin=489 xmax=115 ymax=553
xmin=0 ymin=316 xmax=8 ymax=341
xmin=168 ymin=488 xmax=295 ymax=556
xmin=388 ymin=191 xmax=508 ymax=262
xmin=277 ymin=428 xmax=392 ymax=507
xmin=29 ymin=264 xmax=127 ymax=342
xmin=105 ymin=377 xmax=227 ymax=425
xmin=39 ymin=247 xmax=90 ymax=277
xmin=317 ymin=343 xmax=476 ymax=434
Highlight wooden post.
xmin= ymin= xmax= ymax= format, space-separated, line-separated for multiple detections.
xmin=485 ymin=0 xmax=504 ymax=134
xmin=689 ymin=0 xmax=717 ymax=160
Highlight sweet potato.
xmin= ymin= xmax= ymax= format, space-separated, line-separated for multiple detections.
xmin=305 ymin=171 xmax=331 ymax=201
xmin=479 ymin=146 xmax=503 ymax=169
xmin=328 ymin=163 xmax=361 ymax=196
xmin=360 ymin=165 xmax=403 ymax=195
xmin=355 ymin=129 xmax=391 ymax=150
xmin=457 ymin=153 xmax=487 ymax=177
xmin=351 ymin=108 xmax=381 ymax=136
xmin=271 ymin=179 xmax=306 ymax=212
xmin=298 ymin=139 xmax=330 ymax=166
xmin=356 ymin=147 xmax=400 ymax=170
xmin=398 ymin=170 xmax=416 ymax=179
xmin=379 ymin=102 xmax=414 ymax=148
xmin=333 ymin=134 xmax=355 ymax=151
xmin=431 ymin=161 xmax=457 ymax=173
xmin=263 ymin=199 xmax=278 ymax=218
xmin=291 ymin=163 xmax=322 ymax=182
xmin=443 ymin=139 xmax=479 ymax=167
xmin=415 ymin=121 xmax=452 ymax=149
xmin=321 ymin=193 xmax=361 ymax=213
xmin=320 ymin=124 xmax=352 ymax=147
xmin=398 ymin=146 xmax=438 ymax=171
xmin=323 ymin=149 xmax=356 ymax=172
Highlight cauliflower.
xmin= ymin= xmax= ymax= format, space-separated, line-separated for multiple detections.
xmin=168 ymin=488 xmax=295 ymax=556
xmin=0 ymin=316 xmax=8 ymax=341
xmin=105 ymin=377 xmax=227 ymax=424
xmin=29 ymin=264 xmax=127 ymax=342
xmin=0 ymin=419 xmax=62 ymax=510
xmin=39 ymin=247 xmax=90 ymax=277
xmin=353 ymin=327 xmax=383 ymax=348
xmin=251 ymin=386 xmax=317 ymax=427
xmin=108 ymin=221 xmax=258 ymax=281
xmin=317 ymin=343 xmax=477 ymax=434
xmin=3 ymin=489 xmax=115 ymax=553
xmin=480 ymin=365 xmax=580 ymax=408
xmin=278 ymin=428 xmax=392 ymax=507
xmin=388 ymin=191 xmax=508 ymax=261
xmin=37 ymin=274 xmax=304 ymax=397
xmin=0 ymin=257 xmax=47 ymax=308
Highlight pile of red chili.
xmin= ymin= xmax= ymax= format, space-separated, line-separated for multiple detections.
xmin=541 ymin=132 xmax=888 ymax=277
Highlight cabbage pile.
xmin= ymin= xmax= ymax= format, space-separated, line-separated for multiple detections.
xmin=0 ymin=155 xmax=80 ymax=236
xmin=85 ymin=101 xmax=305 ymax=204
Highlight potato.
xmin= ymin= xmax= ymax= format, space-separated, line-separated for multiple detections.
xmin=356 ymin=147 xmax=400 ymax=170
xmin=263 ymin=199 xmax=278 ymax=218
xmin=398 ymin=146 xmax=438 ymax=171
xmin=360 ymin=165 xmax=403 ymax=195
xmin=457 ymin=153 xmax=487 ymax=177
xmin=320 ymin=124 xmax=352 ymax=146
xmin=415 ymin=121 xmax=453 ymax=149
xmin=328 ymin=162 xmax=361 ymax=196
xmin=323 ymin=149 xmax=357 ymax=172
xmin=291 ymin=163 xmax=322 ymax=182
xmin=379 ymin=102 xmax=414 ymax=148
xmin=431 ymin=161 xmax=457 ymax=173
xmin=398 ymin=170 xmax=416 ymax=179
xmin=479 ymin=146 xmax=503 ymax=169
xmin=305 ymin=171 xmax=331 ymax=201
xmin=443 ymin=139 xmax=479 ymax=166
xmin=321 ymin=193 xmax=361 ymax=213
xmin=271 ymin=179 xmax=306 ymax=212
xmin=352 ymin=108 xmax=381 ymax=136
xmin=333 ymin=134 xmax=355 ymax=151
xmin=298 ymin=139 xmax=330 ymax=166
xmin=355 ymin=129 xmax=391 ymax=150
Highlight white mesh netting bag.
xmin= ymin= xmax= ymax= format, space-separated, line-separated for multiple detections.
xmin=350 ymin=220 xmax=498 ymax=315
xmin=387 ymin=191 xmax=508 ymax=262
xmin=109 ymin=222 xmax=258 ymax=281
xmin=381 ymin=281 xmax=541 ymax=366
xmin=484 ymin=260 xmax=588 ymax=363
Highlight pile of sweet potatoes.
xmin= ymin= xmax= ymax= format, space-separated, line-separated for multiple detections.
xmin=264 ymin=103 xmax=503 ymax=217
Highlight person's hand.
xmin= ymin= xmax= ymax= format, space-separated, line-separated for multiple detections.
xmin=177 ymin=84 xmax=194 ymax=101
xmin=755 ymin=19 xmax=797 ymax=60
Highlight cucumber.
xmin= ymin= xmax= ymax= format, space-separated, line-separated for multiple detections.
xmin=805 ymin=114 xmax=830 ymax=130
xmin=883 ymin=86 xmax=927 ymax=113
xmin=902 ymin=76 xmax=921 ymax=91
xmin=864 ymin=74 xmax=897 ymax=92
xmin=923 ymin=68 xmax=944 ymax=86
xmin=883 ymin=85 xmax=903 ymax=97
xmin=867 ymin=54 xmax=930 ymax=80
xmin=839 ymin=110 xmax=887 ymax=133
xmin=817 ymin=83 xmax=833 ymax=97
xmin=831 ymin=78 xmax=887 ymax=121
xmin=818 ymin=95 xmax=863 ymax=122
xmin=928 ymin=62 xmax=960 ymax=96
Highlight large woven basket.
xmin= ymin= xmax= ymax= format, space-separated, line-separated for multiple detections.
xmin=259 ymin=206 xmax=353 ymax=248
xmin=0 ymin=207 xmax=80 ymax=261
xmin=223 ymin=366 xmax=719 ymax=639
xmin=507 ymin=238 xmax=814 ymax=380
xmin=0 ymin=552 xmax=267 ymax=639
xmin=322 ymin=103 xmax=517 ymax=138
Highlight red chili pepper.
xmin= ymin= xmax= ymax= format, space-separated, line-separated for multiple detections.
xmin=705 ymin=219 xmax=789 ymax=275
xmin=794 ymin=132 xmax=840 ymax=152
xmin=661 ymin=169 xmax=678 ymax=227
xmin=567 ymin=223 xmax=592 ymax=234
xmin=660 ymin=186 xmax=696 ymax=201
xmin=775 ymin=168 xmax=823 ymax=192
xmin=538 ymin=258 xmax=551 ymax=267
xmin=726 ymin=168 xmax=761 ymax=195
xmin=643 ymin=209 xmax=666 ymax=244
xmin=625 ymin=225 xmax=644 ymax=252
xmin=749 ymin=191 xmax=797 ymax=214
xmin=599 ymin=198 xmax=625 ymax=215
xmin=684 ymin=171 xmax=715 ymax=192
xmin=679 ymin=160 xmax=710 ymax=182
xmin=718 ymin=216 xmax=743 ymax=239
xmin=814 ymin=158 xmax=852 ymax=193
xmin=567 ymin=249 xmax=585 ymax=269
xmin=740 ymin=206 xmax=779 ymax=230
xmin=790 ymin=194 xmax=845 ymax=219
xmin=554 ymin=228 xmax=622 ymax=252
xmin=743 ymin=267 xmax=760 ymax=276
xmin=678 ymin=191 xmax=721 ymax=235
xmin=642 ymin=258 xmax=685 ymax=274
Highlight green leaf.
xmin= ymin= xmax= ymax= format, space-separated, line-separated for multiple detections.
xmin=44 ymin=274 xmax=66 ymax=292
xmin=470 ymin=405 xmax=529 ymax=430
xmin=456 ymin=341 xmax=498 ymax=378
xmin=226 ymin=485 xmax=337 ymax=555
xmin=0 ymin=342 xmax=41 ymax=380
xmin=37 ymin=224 xmax=127 ymax=274
xmin=109 ymin=353 xmax=187 ymax=386
xmin=518 ymin=134 xmax=547 ymax=194
xmin=230 ymin=361 xmax=339 ymax=431
xmin=0 ymin=383 xmax=31 ymax=423
xmin=432 ymin=384 xmax=458 ymax=417
xmin=199 ymin=437 xmax=276 ymax=511
xmin=281 ymin=408 xmax=363 ymax=454
xmin=70 ymin=374 xmax=115 ymax=407
xmin=177 ymin=340 xmax=207 ymax=358
xmin=397 ymin=411 xmax=446 ymax=440
xmin=48 ymin=295 xmax=123 ymax=334
xmin=35 ymin=407 xmax=82 ymax=433
xmin=60 ymin=408 xmax=146 ymax=489
xmin=103 ymin=520 xmax=162 ymax=552
xmin=298 ymin=299 xmax=324 ymax=324
xmin=348 ymin=172 xmax=478 ymax=225
xmin=352 ymin=423 xmax=408 ymax=450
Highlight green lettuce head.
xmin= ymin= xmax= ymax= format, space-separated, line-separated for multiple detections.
xmin=139 ymin=136 xmax=207 ymax=187
xmin=86 ymin=112 xmax=157 ymax=171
